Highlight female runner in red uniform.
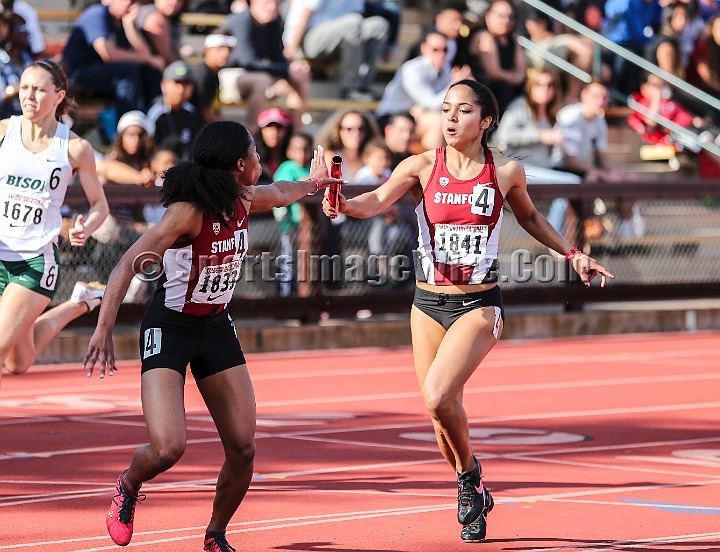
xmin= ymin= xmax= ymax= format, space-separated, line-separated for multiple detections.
xmin=323 ymin=80 xmax=614 ymax=542
xmin=82 ymin=121 xmax=343 ymax=551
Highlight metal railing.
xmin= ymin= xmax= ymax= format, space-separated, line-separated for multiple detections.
xmin=515 ymin=3 xmax=720 ymax=159
xmin=59 ymin=184 xmax=720 ymax=320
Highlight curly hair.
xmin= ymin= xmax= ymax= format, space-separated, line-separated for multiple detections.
xmin=110 ymin=129 xmax=154 ymax=170
xmin=161 ymin=121 xmax=252 ymax=227
xmin=315 ymin=109 xmax=381 ymax=153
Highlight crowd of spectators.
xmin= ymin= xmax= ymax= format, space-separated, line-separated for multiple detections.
xmin=5 ymin=0 xmax=720 ymax=285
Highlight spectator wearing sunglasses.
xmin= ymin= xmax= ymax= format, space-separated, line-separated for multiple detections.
xmin=376 ymin=31 xmax=471 ymax=150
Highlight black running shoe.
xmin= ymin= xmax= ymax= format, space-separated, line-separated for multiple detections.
xmin=204 ymin=531 xmax=236 ymax=552
xmin=457 ymin=458 xmax=488 ymax=525
xmin=461 ymin=488 xmax=494 ymax=542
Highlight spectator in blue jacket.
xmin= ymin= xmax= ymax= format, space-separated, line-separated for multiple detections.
xmin=63 ymin=0 xmax=165 ymax=117
xmin=603 ymin=0 xmax=663 ymax=94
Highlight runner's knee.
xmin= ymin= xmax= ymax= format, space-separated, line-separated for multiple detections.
xmin=422 ymin=386 xmax=455 ymax=420
xmin=151 ymin=440 xmax=186 ymax=470
xmin=224 ymin=437 xmax=255 ymax=466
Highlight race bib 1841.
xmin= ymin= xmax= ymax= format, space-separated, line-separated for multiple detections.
xmin=434 ymin=223 xmax=489 ymax=265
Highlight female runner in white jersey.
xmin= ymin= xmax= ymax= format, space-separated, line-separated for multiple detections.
xmin=82 ymin=121 xmax=344 ymax=551
xmin=0 ymin=59 xmax=109 ymax=388
xmin=323 ymin=80 xmax=614 ymax=542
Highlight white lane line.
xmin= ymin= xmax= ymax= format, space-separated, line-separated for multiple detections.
xmin=508 ymin=436 xmax=720 ymax=458
xmin=507 ymin=453 xmax=720 ymax=480
xmin=3 ymin=346 xmax=719 ymax=400
xmin=519 ymin=531 xmax=720 ymax=552
xmin=0 ymin=503 xmax=455 ymax=550
xmin=0 ymin=458 xmax=446 ymax=507
xmin=0 ymin=438 xmax=221 ymax=462
xmin=511 ymin=477 xmax=720 ymax=503
xmin=252 ymin=374 xmax=720 ymax=407
xmin=622 ymin=455 xmax=720 ymax=469
xmin=268 ymin=402 xmax=720 ymax=438
xmin=547 ymin=497 xmax=720 ymax=512
xmin=278 ymin=433 xmax=440 ymax=453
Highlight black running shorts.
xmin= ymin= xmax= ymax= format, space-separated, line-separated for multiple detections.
xmin=413 ymin=285 xmax=504 ymax=333
xmin=139 ymin=301 xmax=246 ymax=381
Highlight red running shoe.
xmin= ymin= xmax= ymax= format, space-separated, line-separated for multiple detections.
xmin=204 ymin=532 xmax=236 ymax=551
xmin=106 ymin=470 xmax=145 ymax=546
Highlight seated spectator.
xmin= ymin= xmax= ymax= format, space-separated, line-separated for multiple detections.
xmin=628 ymin=73 xmax=702 ymax=149
xmin=645 ymin=2 xmax=688 ymax=78
xmin=364 ymin=0 xmax=401 ymax=58
xmin=274 ymin=131 xmax=314 ymax=181
xmin=688 ymin=14 xmax=720 ymax=96
xmin=367 ymin=203 xmax=414 ymax=289
xmin=548 ymin=80 xmax=628 ymax=238
xmin=0 ymin=12 xmax=33 ymax=120
xmin=218 ymin=0 xmax=310 ymax=131
xmin=524 ymin=9 xmax=595 ymax=103
xmin=316 ymin=108 xmax=381 ymax=288
xmin=146 ymin=61 xmax=203 ymax=160
xmin=272 ymin=132 xmax=313 ymax=297
xmin=316 ymin=109 xmax=381 ymax=180
xmin=602 ymin=0 xmax=663 ymax=95
xmin=469 ymin=0 xmax=527 ymax=115
xmin=0 ymin=0 xmax=44 ymax=57
xmin=282 ymin=0 xmax=390 ymax=100
xmin=190 ymin=30 xmax=237 ymax=123
xmin=141 ymin=142 xmax=181 ymax=228
xmin=63 ymin=0 xmax=164 ymax=119
xmin=680 ymin=0 xmax=707 ymax=65
xmin=382 ymin=111 xmax=416 ymax=169
xmin=353 ymin=140 xmax=392 ymax=184
xmin=96 ymin=110 xmax=155 ymax=187
xmin=556 ymin=80 xmax=624 ymax=182
xmin=134 ymin=0 xmax=185 ymax=67
xmin=406 ymin=1 xmax=471 ymax=68
xmin=376 ymin=31 xmax=471 ymax=150
xmin=494 ymin=69 xmax=581 ymax=184
xmin=255 ymin=107 xmax=293 ymax=183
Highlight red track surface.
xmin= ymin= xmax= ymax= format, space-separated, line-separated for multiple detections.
xmin=1 ymin=331 xmax=719 ymax=551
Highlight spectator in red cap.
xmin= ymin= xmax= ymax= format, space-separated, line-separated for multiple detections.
xmin=254 ymin=107 xmax=293 ymax=183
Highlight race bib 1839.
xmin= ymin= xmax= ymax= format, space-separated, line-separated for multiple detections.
xmin=191 ymin=259 xmax=243 ymax=304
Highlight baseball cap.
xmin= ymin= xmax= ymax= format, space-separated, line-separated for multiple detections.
xmin=204 ymin=33 xmax=237 ymax=49
xmin=163 ymin=61 xmax=193 ymax=82
xmin=257 ymin=107 xmax=292 ymax=128
xmin=117 ymin=110 xmax=149 ymax=134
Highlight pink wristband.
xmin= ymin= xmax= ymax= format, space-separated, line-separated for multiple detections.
xmin=306 ymin=177 xmax=322 ymax=195
xmin=565 ymin=247 xmax=581 ymax=261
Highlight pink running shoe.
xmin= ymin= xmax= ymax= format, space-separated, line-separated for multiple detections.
xmin=106 ymin=470 xmax=145 ymax=546
xmin=204 ymin=531 xmax=236 ymax=551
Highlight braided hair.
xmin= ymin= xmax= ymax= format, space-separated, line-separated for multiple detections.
xmin=161 ymin=121 xmax=252 ymax=227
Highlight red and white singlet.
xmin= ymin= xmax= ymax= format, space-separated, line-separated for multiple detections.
xmin=415 ymin=147 xmax=504 ymax=285
xmin=157 ymin=198 xmax=249 ymax=315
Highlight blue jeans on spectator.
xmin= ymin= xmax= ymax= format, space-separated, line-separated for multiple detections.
xmin=69 ymin=62 xmax=161 ymax=115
